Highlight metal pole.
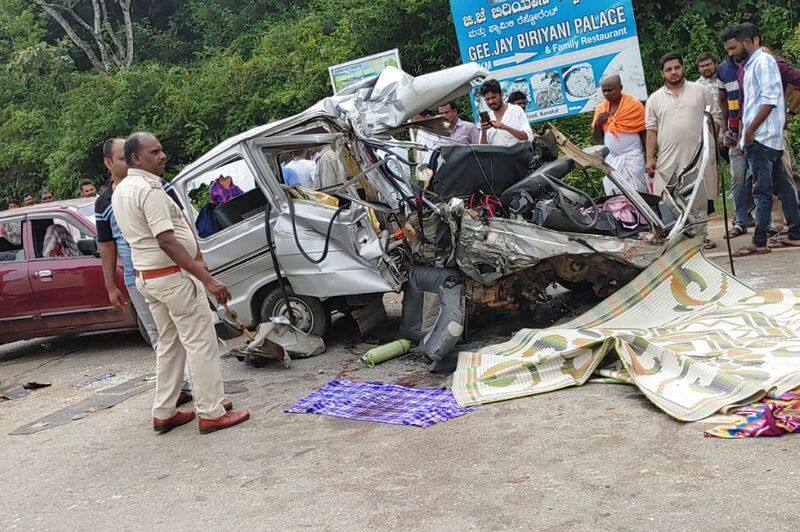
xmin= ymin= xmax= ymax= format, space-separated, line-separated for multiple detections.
xmin=706 ymin=111 xmax=736 ymax=276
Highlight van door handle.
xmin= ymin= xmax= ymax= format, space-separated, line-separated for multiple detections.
xmin=35 ymin=270 xmax=53 ymax=278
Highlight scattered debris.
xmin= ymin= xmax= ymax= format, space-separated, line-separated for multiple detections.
xmin=23 ymin=381 xmax=52 ymax=390
xmin=223 ymin=380 xmax=250 ymax=395
xmin=232 ymin=319 xmax=326 ymax=368
xmin=0 ymin=381 xmax=51 ymax=401
xmin=74 ymin=373 xmax=115 ymax=389
xmin=10 ymin=375 xmax=155 ymax=435
xmin=226 ymin=301 xmax=326 ymax=368
xmin=0 ymin=384 xmax=30 ymax=401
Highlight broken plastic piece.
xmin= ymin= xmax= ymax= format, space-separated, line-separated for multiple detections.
xmin=241 ymin=317 xmax=325 ymax=368
xmin=0 ymin=381 xmax=51 ymax=401
xmin=0 ymin=384 xmax=29 ymax=401
xmin=23 ymin=381 xmax=51 ymax=390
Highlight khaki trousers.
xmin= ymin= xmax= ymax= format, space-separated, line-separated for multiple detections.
xmin=136 ymin=271 xmax=226 ymax=420
xmin=128 ymin=284 xmax=192 ymax=391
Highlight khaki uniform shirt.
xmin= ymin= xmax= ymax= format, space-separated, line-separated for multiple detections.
xmin=645 ymin=81 xmax=721 ymax=196
xmin=111 ymin=168 xmax=197 ymax=271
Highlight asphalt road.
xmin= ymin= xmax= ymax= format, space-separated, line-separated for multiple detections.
xmin=1 ymin=221 xmax=798 ymax=531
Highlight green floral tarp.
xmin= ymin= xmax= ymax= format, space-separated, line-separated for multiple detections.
xmin=452 ymin=239 xmax=800 ymax=421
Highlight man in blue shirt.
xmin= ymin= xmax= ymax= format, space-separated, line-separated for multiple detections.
xmin=728 ymin=25 xmax=800 ymax=256
xmin=281 ymin=162 xmax=301 ymax=186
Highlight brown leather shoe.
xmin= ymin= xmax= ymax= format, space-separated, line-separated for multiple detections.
xmin=199 ymin=410 xmax=250 ymax=434
xmin=153 ymin=411 xmax=196 ymax=433
xmin=177 ymin=391 xmax=193 ymax=407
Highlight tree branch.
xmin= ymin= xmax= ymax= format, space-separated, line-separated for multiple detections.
xmin=89 ymin=3 xmax=113 ymax=70
xmin=99 ymin=0 xmax=125 ymax=66
xmin=44 ymin=1 xmax=96 ymax=37
xmin=90 ymin=0 xmax=102 ymax=35
xmin=35 ymin=0 xmax=135 ymax=72
xmin=34 ymin=0 xmax=106 ymax=72
xmin=118 ymin=0 xmax=134 ymax=67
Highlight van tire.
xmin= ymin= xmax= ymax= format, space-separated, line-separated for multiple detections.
xmin=259 ymin=287 xmax=329 ymax=337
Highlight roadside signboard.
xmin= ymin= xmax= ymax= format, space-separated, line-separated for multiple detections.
xmin=450 ymin=0 xmax=648 ymax=122
xmin=328 ymin=49 xmax=402 ymax=94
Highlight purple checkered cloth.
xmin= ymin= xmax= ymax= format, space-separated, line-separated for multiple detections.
xmin=285 ymin=380 xmax=476 ymax=428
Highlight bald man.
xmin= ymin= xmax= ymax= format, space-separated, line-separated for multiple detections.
xmin=112 ymin=132 xmax=250 ymax=435
xmin=592 ymin=75 xmax=650 ymax=195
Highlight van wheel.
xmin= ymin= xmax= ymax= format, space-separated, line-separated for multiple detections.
xmin=259 ymin=287 xmax=329 ymax=337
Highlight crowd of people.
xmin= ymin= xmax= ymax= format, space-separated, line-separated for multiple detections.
xmin=277 ymin=146 xmax=347 ymax=190
xmin=409 ymin=22 xmax=798 ymax=257
xmin=4 ymin=180 xmax=99 ymax=211
xmin=592 ymin=22 xmax=800 ymax=255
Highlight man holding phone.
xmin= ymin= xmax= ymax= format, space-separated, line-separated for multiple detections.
xmin=478 ymin=79 xmax=534 ymax=147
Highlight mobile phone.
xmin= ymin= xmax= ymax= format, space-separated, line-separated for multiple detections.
xmin=479 ymin=111 xmax=490 ymax=124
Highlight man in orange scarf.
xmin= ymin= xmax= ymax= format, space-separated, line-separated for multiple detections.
xmin=592 ymin=75 xmax=650 ymax=195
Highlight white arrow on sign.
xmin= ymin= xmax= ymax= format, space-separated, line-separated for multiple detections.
xmin=492 ymin=52 xmax=538 ymax=68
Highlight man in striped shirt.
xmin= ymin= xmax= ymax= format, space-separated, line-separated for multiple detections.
xmin=729 ymin=24 xmax=800 ymax=256
xmin=717 ymin=27 xmax=750 ymax=237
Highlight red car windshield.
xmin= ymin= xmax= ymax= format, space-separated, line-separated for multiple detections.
xmin=78 ymin=204 xmax=96 ymax=225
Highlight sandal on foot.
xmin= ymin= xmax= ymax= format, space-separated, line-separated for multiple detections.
xmin=726 ymin=224 xmax=747 ymax=239
xmin=732 ymin=245 xmax=772 ymax=257
xmin=703 ymin=238 xmax=718 ymax=250
xmin=768 ymin=238 xmax=800 ymax=249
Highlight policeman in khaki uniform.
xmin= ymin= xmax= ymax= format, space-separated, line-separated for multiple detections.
xmin=112 ymin=132 xmax=250 ymax=434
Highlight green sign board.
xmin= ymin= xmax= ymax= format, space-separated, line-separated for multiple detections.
xmin=328 ymin=49 xmax=401 ymax=94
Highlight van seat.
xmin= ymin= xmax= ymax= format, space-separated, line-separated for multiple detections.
xmin=213 ymin=188 xmax=267 ymax=229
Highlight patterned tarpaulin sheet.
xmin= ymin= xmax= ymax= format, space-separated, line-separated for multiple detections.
xmin=452 ymin=238 xmax=800 ymax=422
xmin=705 ymin=390 xmax=800 ymax=438
xmin=285 ymin=380 xmax=476 ymax=428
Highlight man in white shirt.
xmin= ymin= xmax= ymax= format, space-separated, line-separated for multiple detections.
xmin=410 ymin=112 xmax=440 ymax=170
xmin=478 ymin=79 xmax=534 ymax=147
xmin=285 ymin=150 xmax=319 ymax=189
xmin=729 ymin=24 xmax=800 ymax=255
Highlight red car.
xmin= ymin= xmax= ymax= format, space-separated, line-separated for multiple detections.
xmin=0 ymin=198 xmax=141 ymax=345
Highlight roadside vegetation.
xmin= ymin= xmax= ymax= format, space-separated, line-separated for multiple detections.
xmin=0 ymin=0 xmax=797 ymax=203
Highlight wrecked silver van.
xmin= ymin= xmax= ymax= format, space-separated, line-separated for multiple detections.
xmin=169 ymin=63 xmax=711 ymax=345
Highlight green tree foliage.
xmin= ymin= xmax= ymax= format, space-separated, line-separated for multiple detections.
xmin=0 ymin=0 xmax=799 ymax=206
